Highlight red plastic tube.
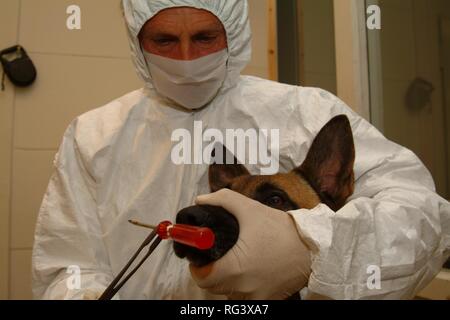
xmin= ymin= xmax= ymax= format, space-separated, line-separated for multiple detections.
xmin=156 ymin=221 xmax=215 ymax=250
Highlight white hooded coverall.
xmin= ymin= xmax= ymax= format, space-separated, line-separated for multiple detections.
xmin=32 ymin=0 xmax=450 ymax=300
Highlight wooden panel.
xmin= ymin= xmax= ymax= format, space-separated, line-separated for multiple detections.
xmin=268 ymin=0 xmax=278 ymax=81
xmin=439 ymin=18 xmax=450 ymax=198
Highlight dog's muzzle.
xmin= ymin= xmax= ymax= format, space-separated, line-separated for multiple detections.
xmin=174 ymin=205 xmax=239 ymax=267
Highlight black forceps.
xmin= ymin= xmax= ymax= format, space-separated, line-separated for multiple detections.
xmin=98 ymin=220 xmax=215 ymax=300
xmin=98 ymin=229 xmax=162 ymax=300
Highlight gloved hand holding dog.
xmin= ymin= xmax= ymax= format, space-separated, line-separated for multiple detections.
xmin=190 ymin=188 xmax=312 ymax=300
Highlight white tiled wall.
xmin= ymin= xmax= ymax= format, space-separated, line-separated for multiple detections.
xmin=10 ymin=249 xmax=33 ymax=300
xmin=19 ymin=0 xmax=131 ymax=58
xmin=14 ymin=54 xmax=139 ymax=149
xmin=11 ymin=150 xmax=56 ymax=249
xmin=0 ymin=0 xmax=270 ymax=300
xmin=0 ymin=0 xmax=20 ymax=301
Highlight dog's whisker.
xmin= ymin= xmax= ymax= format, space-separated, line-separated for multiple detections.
xmin=236 ymin=238 xmax=250 ymax=251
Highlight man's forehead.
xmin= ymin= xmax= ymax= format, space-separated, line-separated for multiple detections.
xmin=143 ymin=7 xmax=223 ymax=32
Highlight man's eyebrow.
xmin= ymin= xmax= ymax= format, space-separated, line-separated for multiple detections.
xmin=147 ymin=32 xmax=178 ymax=39
xmin=141 ymin=23 xmax=225 ymax=43
xmin=194 ymin=28 xmax=223 ymax=35
xmin=193 ymin=23 xmax=224 ymax=33
xmin=144 ymin=28 xmax=219 ymax=37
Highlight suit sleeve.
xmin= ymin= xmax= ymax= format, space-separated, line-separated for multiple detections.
xmin=32 ymin=120 xmax=117 ymax=300
xmin=289 ymin=93 xmax=450 ymax=299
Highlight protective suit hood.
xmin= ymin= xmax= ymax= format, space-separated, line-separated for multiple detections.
xmin=121 ymin=0 xmax=252 ymax=93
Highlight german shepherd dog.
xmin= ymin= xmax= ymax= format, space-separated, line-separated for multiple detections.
xmin=174 ymin=115 xmax=355 ymax=271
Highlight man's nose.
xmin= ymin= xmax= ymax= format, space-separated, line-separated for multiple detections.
xmin=179 ymin=40 xmax=197 ymax=61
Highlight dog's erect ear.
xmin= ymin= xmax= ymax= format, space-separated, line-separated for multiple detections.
xmin=295 ymin=115 xmax=355 ymax=211
xmin=209 ymin=145 xmax=250 ymax=192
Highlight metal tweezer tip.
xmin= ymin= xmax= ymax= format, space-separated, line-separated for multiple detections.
xmin=128 ymin=219 xmax=157 ymax=230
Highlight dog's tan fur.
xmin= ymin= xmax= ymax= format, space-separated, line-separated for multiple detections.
xmin=175 ymin=115 xmax=356 ymax=273
xmin=230 ymin=172 xmax=322 ymax=210
xmin=209 ymin=115 xmax=356 ymax=212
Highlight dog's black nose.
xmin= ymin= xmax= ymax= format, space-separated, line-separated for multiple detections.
xmin=173 ymin=205 xmax=239 ymax=267
xmin=176 ymin=205 xmax=212 ymax=227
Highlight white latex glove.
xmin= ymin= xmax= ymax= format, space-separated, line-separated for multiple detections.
xmin=190 ymin=189 xmax=312 ymax=300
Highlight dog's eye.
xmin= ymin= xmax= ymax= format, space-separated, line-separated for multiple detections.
xmin=266 ymin=195 xmax=284 ymax=207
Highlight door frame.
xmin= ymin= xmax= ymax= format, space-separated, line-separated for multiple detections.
xmin=365 ymin=0 xmax=384 ymax=131
xmin=333 ymin=0 xmax=371 ymax=121
xmin=275 ymin=0 xmax=300 ymax=85
xmin=439 ymin=17 xmax=450 ymax=198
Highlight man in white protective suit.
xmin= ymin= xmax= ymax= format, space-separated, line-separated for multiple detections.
xmin=32 ymin=0 xmax=450 ymax=300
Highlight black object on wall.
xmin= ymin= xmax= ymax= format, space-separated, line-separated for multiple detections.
xmin=0 ymin=45 xmax=37 ymax=91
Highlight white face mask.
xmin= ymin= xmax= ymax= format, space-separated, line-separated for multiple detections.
xmin=143 ymin=49 xmax=229 ymax=110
